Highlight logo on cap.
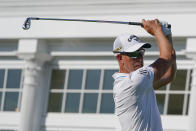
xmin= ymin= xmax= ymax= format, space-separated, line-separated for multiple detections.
xmin=113 ymin=46 xmax=122 ymax=53
xmin=128 ymin=35 xmax=138 ymax=42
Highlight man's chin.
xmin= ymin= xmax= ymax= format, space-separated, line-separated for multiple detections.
xmin=133 ymin=65 xmax=143 ymax=70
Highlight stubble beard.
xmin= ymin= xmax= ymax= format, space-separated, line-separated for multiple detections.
xmin=133 ymin=62 xmax=143 ymax=71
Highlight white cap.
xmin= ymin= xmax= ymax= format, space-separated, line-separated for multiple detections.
xmin=113 ymin=34 xmax=151 ymax=53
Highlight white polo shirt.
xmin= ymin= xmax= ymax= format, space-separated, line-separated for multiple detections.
xmin=112 ymin=66 xmax=162 ymax=131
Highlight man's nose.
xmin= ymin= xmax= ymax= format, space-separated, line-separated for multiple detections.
xmin=133 ymin=57 xmax=143 ymax=63
xmin=133 ymin=56 xmax=143 ymax=61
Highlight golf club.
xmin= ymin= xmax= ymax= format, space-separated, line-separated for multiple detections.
xmin=22 ymin=17 xmax=171 ymax=30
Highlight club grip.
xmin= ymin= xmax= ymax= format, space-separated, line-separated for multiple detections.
xmin=128 ymin=22 xmax=171 ymax=29
xmin=128 ymin=22 xmax=143 ymax=26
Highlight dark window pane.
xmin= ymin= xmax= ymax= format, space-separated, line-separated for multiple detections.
xmin=68 ymin=70 xmax=83 ymax=89
xmin=170 ymin=70 xmax=186 ymax=90
xmin=103 ymin=70 xmax=118 ymax=90
xmin=157 ymin=86 xmax=167 ymax=90
xmin=82 ymin=93 xmax=98 ymax=113
xmin=4 ymin=92 xmax=19 ymax=111
xmin=0 ymin=92 xmax=2 ymax=110
xmin=48 ymin=93 xmax=63 ymax=112
xmin=50 ymin=70 xmax=65 ymax=89
xmin=85 ymin=70 xmax=100 ymax=90
xmin=7 ymin=69 xmax=22 ymax=89
xmin=168 ymin=94 xmax=184 ymax=114
xmin=156 ymin=94 xmax=165 ymax=114
xmin=100 ymin=93 xmax=114 ymax=113
xmin=0 ymin=70 xmax=5 ymax=88
xmin=65 ymin=93 xmax=80 ymax=113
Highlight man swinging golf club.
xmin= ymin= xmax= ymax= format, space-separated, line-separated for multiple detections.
xmin=112 ymin=19 xmax=176 ymax=131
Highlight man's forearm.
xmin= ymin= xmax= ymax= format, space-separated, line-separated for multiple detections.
xmin=155 ymin=32 xmax=174 ymax=61
xmin=153 ymin=35 xmax=177 ymax=89
xmin=166 ymin=35 xmax=177 ymax=82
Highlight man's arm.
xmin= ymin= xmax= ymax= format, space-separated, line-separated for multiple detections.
xmin=153 ymin=35 xmax=177 ymax=89
xmin=142 ymin=19 xmax=176 ymax=88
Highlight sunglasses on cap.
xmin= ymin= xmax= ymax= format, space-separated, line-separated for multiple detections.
xmin=116 ymin=49 xmax=145 ymax=58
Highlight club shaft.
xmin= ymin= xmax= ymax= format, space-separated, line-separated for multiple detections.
xmin=29 ymin=17 xmax=143 ymax=26
xmin=23 ymin=17 xmax=171 ymax=30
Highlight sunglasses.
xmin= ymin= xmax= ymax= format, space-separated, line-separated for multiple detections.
xmin=120 ymin=49 xmax=145 ymax=58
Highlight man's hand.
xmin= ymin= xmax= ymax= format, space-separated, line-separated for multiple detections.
xmin=142 ymin=19 xmax=172 ymax=37
xmin=142 ymin=19 xmax=163 ymax=36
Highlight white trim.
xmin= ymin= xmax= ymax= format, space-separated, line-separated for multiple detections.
xmin=0 ymin=52 xmax=17 ymax=56
xmin=44 ymin=113 xmax=188 ymax=131
xmin=1 ymin=0 xmax=196 ymax=7
xmin=1 ymin=15 xmax=196 ymax=38
xmin=44 ymin=113 xmax=121 ymax=131
xmin=163 ymin=84 xmax=170 ymax=115
xmin=183 ymin=69 xmax=191 ymax=115
xmin=0 ymin=61 xmax=25 ymax=68
xmin=50 ymin=89 xmax=113 ymax=94
xmin=52 ymin=60 xmax=194 ymax=69
xmin=0 ymin=88 xmax=22 ymax=92
xmin=161 ymin=115 xmax=188 ymax=130
xmin=50 ymin=89 xmax=191 ymax=94
xmin=0 ymin=50 xmax=185 ymax=57
xmin=96 ymin=69 xmax=104 ymax=113
xmin=0 ymin=112 xmax=188 ymax=131
xmin=79 ymin=69 xmax=86 ymax=113
xmin=1 ymin=69 xmax=7 ymax=111
xmin=0 ymin=112 xmax=19 ymax=130
xmin=155 ymin=90 xmax=190 ymax=94
xmin=61 ymin=69 xmax=69 ymax=113
xmin=1 ymin=0 xmax=196 ymax=17
xmin=17 ymin=69 xmax=24 ymax=112
xmin=50 ymin=50 xmax=186 ymax=57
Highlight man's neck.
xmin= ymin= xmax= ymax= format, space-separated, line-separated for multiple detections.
xmin=119 ymin=68 xmax=133 ymax=74
xmin=119 ymin=66 xmax=143 ymax=73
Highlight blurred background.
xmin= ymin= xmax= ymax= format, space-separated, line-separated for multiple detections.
xmin=0 ymin=0 xmax=196 ymax=131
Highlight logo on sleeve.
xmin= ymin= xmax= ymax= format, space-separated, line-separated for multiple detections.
xmin=138 ymin=69 xmax=150 ymax=79
xmin=139 ymin=69 xmax=147 ymax=74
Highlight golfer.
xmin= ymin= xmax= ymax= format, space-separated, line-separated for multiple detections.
xmin=112 ymin=19 xmax=176 ymax=131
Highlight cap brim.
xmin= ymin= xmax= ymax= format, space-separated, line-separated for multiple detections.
xmin=142 ymin=43 xmax=151 ymax=48
xmin=124 ymin=43 xmax=151 ymax=52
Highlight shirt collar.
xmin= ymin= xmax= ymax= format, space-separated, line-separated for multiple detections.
xmin=112 ymin=72 xmax=129 ymax=80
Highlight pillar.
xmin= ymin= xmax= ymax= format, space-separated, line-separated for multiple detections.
xmin=17 ymin=39 xmax=52 ymax=131
xmin=186 ymin=38 xmax=196 ymax=131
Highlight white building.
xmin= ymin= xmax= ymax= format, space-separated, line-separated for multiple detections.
xmin=0 ymin=0 xmax=196 ymax=131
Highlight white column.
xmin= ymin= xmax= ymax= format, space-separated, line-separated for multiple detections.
xmin=17 ymin=39 xmax=52 ymax=131
xmin=186 ymin=38 xmax=196 ymax=131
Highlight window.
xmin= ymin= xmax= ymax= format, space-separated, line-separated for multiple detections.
xmin=0 ymin=69 xmax=23 ymax=112
xmin=156 ymin=69 xmax=192 ymax=115
xmin=48 ymin=69 xmax=117 ymax=113
xmin=48 ymin=69 xmax=192 ymax=115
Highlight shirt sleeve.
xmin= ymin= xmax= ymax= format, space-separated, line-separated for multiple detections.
xmin=130 ymin=66 xmax=154 ymax=91
xmin=145 ymin=66 xmax=154 ymax=82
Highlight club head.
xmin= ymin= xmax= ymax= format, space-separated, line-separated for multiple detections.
xmin=23 ymin=18 xmax=31 ymax=30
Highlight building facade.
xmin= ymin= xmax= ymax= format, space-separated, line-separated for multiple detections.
xmin=0 ymin=0 xmax=196 ymax=131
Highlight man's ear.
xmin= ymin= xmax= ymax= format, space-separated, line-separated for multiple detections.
xmin=116 ymin=54 xmax=122 ymax=60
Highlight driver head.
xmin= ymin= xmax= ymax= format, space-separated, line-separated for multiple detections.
xmin=23 ymin=18 xmax=31 ymax=30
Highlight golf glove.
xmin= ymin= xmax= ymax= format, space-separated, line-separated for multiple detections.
xmin=159 ymin=21 xmax=171 ymax=36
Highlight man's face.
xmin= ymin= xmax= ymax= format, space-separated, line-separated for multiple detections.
xmin=122 ymin=55 xmax=144 ymax=72
xmin=119 ymin=49 xmax=145 ymax=73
